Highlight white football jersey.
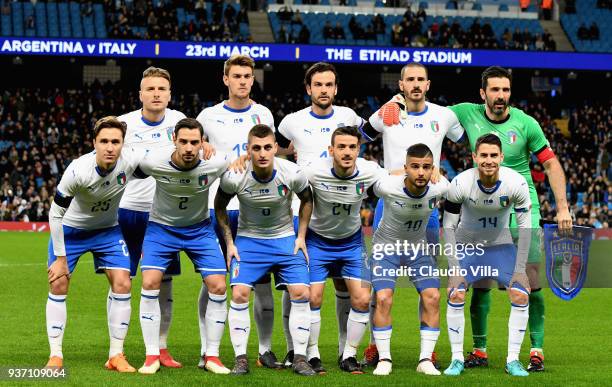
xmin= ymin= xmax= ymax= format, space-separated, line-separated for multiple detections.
xmin=118 ymin=108 xmax=186 ymax=212
xmin=135 ymin=148 xmax=230 ymax=227
xmin=447 ymin=166 xmax=531 ymax=246
xmin=197 ymin=102 xmax=275 ymax=211
xmin=279 ymin=106 xmax=365 ymax=167
xmin=373 ymin=175 xmax=449 ymax=245
xmin=368 ymin=101 xmax=463 ymax=170
xmin=219 ymin=158 xmax=309 ymax=239
xmin=279 ymin=105 xmax=365 ymax=215
xmin=304 ymin=157 xmax=386 ymax=239
xmin=56 ymin=148 xmax=143 ymax=230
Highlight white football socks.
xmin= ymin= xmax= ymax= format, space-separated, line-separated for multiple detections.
xmin=507 ymin=303 xmax=529 ymax=363
xmin=46 ymin=293 xmax=67 ymax=358
xmin=282 ymin=291 xmax=293 ymax=352
xmin=205 ymin=292 xmax=227 ymax=357
xmin=419 ymin=327 xmax=440 ymax=361
xmin=446 ymin=300 xmax=465 ymax=362
xmin=228 ymin=301 xmax=250 ymax=357
xmin=343 ymin=307 xmax=369 ymax=360
xmin=140 ymin=288 xmax=161 ymax=356
xmin=289 ymin=299 xmax=310 ymax=357
xmin=108 ymin=292 xmax=131 ymax=358
xmin=158 ymin=278 xmax=173 ymax=350
xmin=307 ymin=308 xmax=322 ymax=360
xmin=253 ymin=282 xmax=274 ymax=355
xmin=335 ymin=291 xmax=351 ymax=356
xmin=373 ymin=325 xmax=392 ymax=361
xmin=198 ymin=282 xmax=208 ymax=356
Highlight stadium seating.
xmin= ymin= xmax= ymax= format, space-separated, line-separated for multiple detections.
xmin=268 ymin=10 xmax=543 ymax=47
xmin=561 ymin=0 xmax=611 ymax=52
xmin=0 ymin=1 xmax=107 ymax=39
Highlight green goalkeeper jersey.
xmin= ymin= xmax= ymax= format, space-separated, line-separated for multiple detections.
xmin=449 ymin=103 xmax=550 ymax=211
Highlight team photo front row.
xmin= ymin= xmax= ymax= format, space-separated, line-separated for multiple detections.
xmin=45 ymin=117 xmax=539 ymax=378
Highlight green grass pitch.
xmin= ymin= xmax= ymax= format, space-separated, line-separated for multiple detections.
xmin=1 ymin=232 xmax=611 ymax=386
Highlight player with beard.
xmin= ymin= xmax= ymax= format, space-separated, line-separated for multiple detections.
xmin=378 ymin=65 xmax=572 ymax=372
xmin=196 ymin=55 xmax=282 ymax=370
xmin=359 ymin=62 xmax=465 ymax=367
xmin=276 ymin=62 xmax=369 ymax=369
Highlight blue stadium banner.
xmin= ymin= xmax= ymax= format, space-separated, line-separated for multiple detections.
xmin=1 ymin=37 xmax=611 ymax=70
xmin=543 ymin=224 xmax=593 ymax=301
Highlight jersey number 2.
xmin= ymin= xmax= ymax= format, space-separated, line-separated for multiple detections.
xmin=179 ymin=197 xmax=188 ymax=210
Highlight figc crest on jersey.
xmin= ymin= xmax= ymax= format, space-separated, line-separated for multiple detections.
xmin=508 ymin=131 xmax=517 ymax=144
xmin=117 ymin=172 xmax=127 ymax=185
xmin=430 ymin=121 xmax=440 ymax=133
xmin=544 ymin=224 xmax=592 ymax=301
xmin=356 ymin=182 xmax=365 ymax=195
xmin=198 ymin=174 xmax=208 ymax=186
xmin=499 ymin=195 xmax=509 ymax=207
xmin=429 ymin=197 xmax=437 ymax=209
xmin=251 ymin=114 xmax=261 ymax=125
xmin=277 ymin=184 xmax=289 ymax=197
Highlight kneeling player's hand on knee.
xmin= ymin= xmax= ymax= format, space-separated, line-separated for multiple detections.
xmin=48 ymin=257 xmax=69 ymax=283
xmin=510 ymin=271 xmax=530 ymax=293
xmin=447 ymin=275 xmax=467 ymax=292
xmin=226 ymin=244 xmax=240 ymax=268
xmin=294 ymin=237 xmax=309 ymax=264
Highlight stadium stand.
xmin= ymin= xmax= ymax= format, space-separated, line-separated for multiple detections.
xmin=268 ymin=2 xmax=555 ymax=49
xmin=561 ymin=0 xmax=611 ymax=52
xmin=104 ymin=0 xmax=251 ymax=42
xmin=0 ymin=83 xmax=608 ymax=227
xmin=0 ymin=1 xmax=250 ymax=42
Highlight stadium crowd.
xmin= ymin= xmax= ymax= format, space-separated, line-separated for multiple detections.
xmin=0 ymin=84 xmax=608 ymax=227
xmin=390 ymin=13 xmax=557 ymax=51
xmin=104 ymin=0 xmax=251 ymax=42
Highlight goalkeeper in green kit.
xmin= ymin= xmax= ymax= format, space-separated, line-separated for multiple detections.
xmin=379 ymin=66 xmax=573 ymax=372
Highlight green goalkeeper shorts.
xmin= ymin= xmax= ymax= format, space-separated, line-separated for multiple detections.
xmin=510 ymin=210 xmax=543 ymax=264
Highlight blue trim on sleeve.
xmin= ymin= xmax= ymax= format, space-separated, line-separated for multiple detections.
xmin=359 ymin=125 xmax=375 ymax=142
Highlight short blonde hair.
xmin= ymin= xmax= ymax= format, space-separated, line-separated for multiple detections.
xmin=142 ymin=66 xmax=171 ymax=87
xmin=223 ymin=55 xmax=255 ymax=76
